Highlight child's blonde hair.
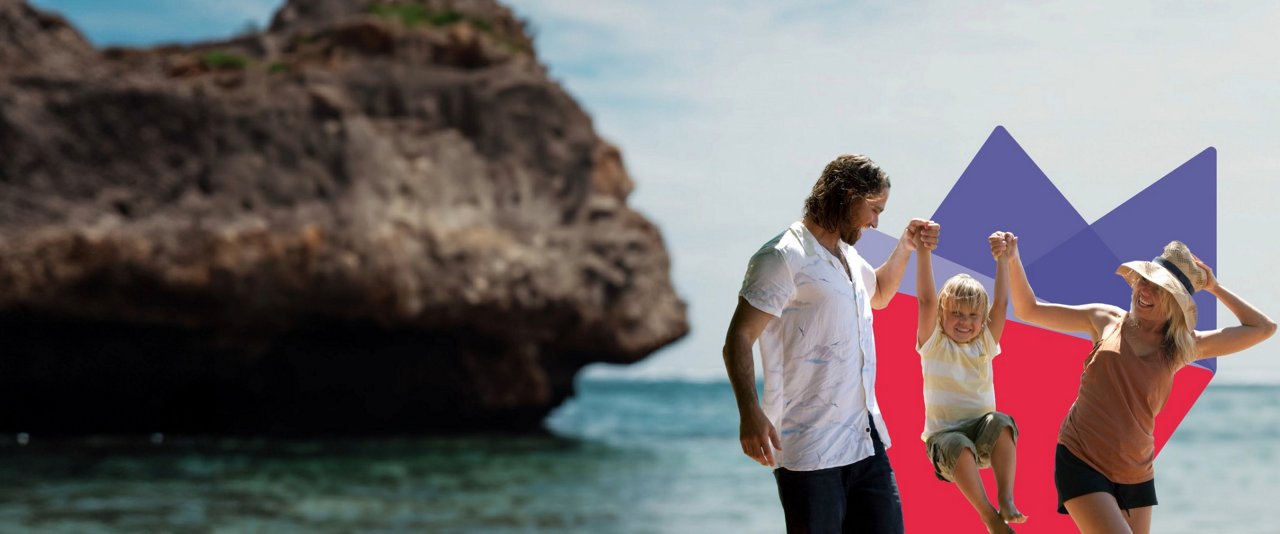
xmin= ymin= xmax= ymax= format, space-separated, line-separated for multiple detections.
xmin=938 ymin=274 xmax=989 ymax=328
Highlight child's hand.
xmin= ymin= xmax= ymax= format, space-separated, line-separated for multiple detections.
xmin=989 ymin=232 xmax=1008 ymax=260
xmin=989 ymin=231 xmax=1018 ymax=261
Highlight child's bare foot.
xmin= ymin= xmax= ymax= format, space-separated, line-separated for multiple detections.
xmin=999 ymin=498 xmax=1027 ymax=524
xmin=982 ymin=514 xmax=1015 ymax=534
xmin=980 ymin=506 xmax=1015 ymax=534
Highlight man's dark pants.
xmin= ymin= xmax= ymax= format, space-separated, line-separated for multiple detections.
xmin=772 ymin=422 xmax=905 ymax=534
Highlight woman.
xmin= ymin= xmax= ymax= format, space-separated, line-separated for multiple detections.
xmin=996 ymin=233 xmax=1275 ymax=534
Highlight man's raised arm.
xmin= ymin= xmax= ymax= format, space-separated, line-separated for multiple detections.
xmin=872 ymin=219 xmax=938 ymax=309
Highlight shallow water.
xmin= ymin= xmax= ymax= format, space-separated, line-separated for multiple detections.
xmin=0 ymin=380 xmax=1276 ymax=532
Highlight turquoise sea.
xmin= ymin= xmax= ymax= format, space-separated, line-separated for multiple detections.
xmin=1 ymin=380 xmax=1277 ymax=533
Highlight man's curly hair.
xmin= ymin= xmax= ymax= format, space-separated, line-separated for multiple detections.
xmin=803 ymin=154 xmax=891 ymax=233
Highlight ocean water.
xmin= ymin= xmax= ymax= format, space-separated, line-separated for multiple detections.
xmin=0 ymin=380 xmax=1276 ymax=533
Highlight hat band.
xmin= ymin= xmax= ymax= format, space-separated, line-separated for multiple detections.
xmin=1153 ymin=257 xmax=1194 ymax=294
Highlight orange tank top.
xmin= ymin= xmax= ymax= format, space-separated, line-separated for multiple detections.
xmin=1057 ymin=318 xmax=1183 ymax=484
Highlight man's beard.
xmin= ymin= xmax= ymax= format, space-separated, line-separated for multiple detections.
xmin=839 ymin=220 xmax=863 ymax=245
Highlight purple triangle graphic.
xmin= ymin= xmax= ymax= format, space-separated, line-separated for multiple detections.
xmin=853 ymin=229 xmax=899 ymax=269
xmin=1089 ymin=147 xmax=1217 ymax=330
xmin=885 ymin=127 xmax=1217 ymax=373
xmin=849 ymin=127 xmax=1227 ymax=510
xmin=1088 ymin=147 xmax=1217 ymax=371
xmin=857 ymin=229 xmax=999 ymax=301
xmin=1025 ymin=225 xmax=1127 ymax=309
xmin=931 ymin=126 xmax=1090 ymax=277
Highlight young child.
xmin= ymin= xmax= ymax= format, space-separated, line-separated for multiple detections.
xmin=915 ymin=230 xmax=1024 ymax=534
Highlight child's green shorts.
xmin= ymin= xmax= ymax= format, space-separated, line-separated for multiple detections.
xmin=924 ymin=411 xmax=1019 ymax=482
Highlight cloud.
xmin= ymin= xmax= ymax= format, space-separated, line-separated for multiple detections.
xmin=506 ymin=0 xmax=1280 ymax=382
xmin=28 ymin=0 xmax=1280 ymax=382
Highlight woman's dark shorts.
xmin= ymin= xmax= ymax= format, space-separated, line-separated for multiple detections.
xmin=1054 ymin=444 xmax=1157 ymax=514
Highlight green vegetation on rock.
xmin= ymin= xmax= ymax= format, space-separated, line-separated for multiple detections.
xmin=367 ymin=2 xmax=491 ymax=32
xmin=201 ymin=51 xmax=251 ymax=70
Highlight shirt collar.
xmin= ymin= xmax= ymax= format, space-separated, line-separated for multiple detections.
xmin=793 ymin=220 xmax=852 ymax=259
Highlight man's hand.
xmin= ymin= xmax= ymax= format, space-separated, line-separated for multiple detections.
xmin=740 ymin=407 xmax=782 ymax=467
xmin=903 ymin=219 xmax=940 ymax=252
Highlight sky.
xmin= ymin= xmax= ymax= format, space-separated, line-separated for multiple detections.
xmin=30 ymin=0 xmax=1280 ymax=384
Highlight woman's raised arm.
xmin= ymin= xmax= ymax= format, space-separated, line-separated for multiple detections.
xmin=1005 ymin=232 xmax=1120 ymax=341
xmin=1193 ymin=258 xmax=1277 ymax=359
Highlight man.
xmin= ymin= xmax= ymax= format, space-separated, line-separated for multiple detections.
xmin=723 ymin=154 xmax=938 ymax=533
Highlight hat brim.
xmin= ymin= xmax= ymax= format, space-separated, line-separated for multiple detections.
xmin=1117 ymin=261 xmax=1197 ymax=330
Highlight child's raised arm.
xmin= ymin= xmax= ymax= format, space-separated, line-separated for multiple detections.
xmin=916 ymin=233 xmax=938 ymax=347
xmin=988 ymin=232 xmax=1010 ymax=343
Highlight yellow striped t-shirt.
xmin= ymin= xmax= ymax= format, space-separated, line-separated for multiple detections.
xmin=918 ymin=324 xmax=1000 ymax=441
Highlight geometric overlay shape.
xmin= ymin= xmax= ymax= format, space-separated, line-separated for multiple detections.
xmin=857 ymin=229 xmax=999 ymax=304
xmin=872 ymin=296 xmax=1212 ymax=533
xmin=925 ymin=126 xmax=1217 ymax=367
xmin=1089 ymin=147 xmax=1218 ymax=371
xmin=858 ymin=127 xmax=1218 ymax=531
xmin=1023 ymin=224 xmax=1124 ymax=318
xmin=931 ymin=126 xmax=1093 ymax=275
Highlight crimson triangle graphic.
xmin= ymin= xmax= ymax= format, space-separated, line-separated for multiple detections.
xmin=855 ymin=127 xmax=1216 ymax=532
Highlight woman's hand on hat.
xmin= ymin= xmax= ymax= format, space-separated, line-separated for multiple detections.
xmin=1192 ymin=255 xmax=1219 ymax=293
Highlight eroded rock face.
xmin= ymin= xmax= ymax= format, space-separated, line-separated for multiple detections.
xmin=0 ymin=0 xmax=687 ymax=434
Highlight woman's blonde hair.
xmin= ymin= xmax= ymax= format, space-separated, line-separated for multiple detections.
xmin=1129 ymin=285 xmax=1197 ymax=367
xmin=938 ymin=274 xmax=989 ymax=328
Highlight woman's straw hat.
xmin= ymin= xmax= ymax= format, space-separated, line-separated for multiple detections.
xmin=1116 ymin=241 xmax=1207 ymax=330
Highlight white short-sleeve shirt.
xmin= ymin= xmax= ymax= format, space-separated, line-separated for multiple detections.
xmin=739 ymin=221 xmax=891 ymax=471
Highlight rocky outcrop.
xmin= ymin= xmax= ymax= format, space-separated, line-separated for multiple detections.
xmin=0 ymin=0 xmax=687 ymax=434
